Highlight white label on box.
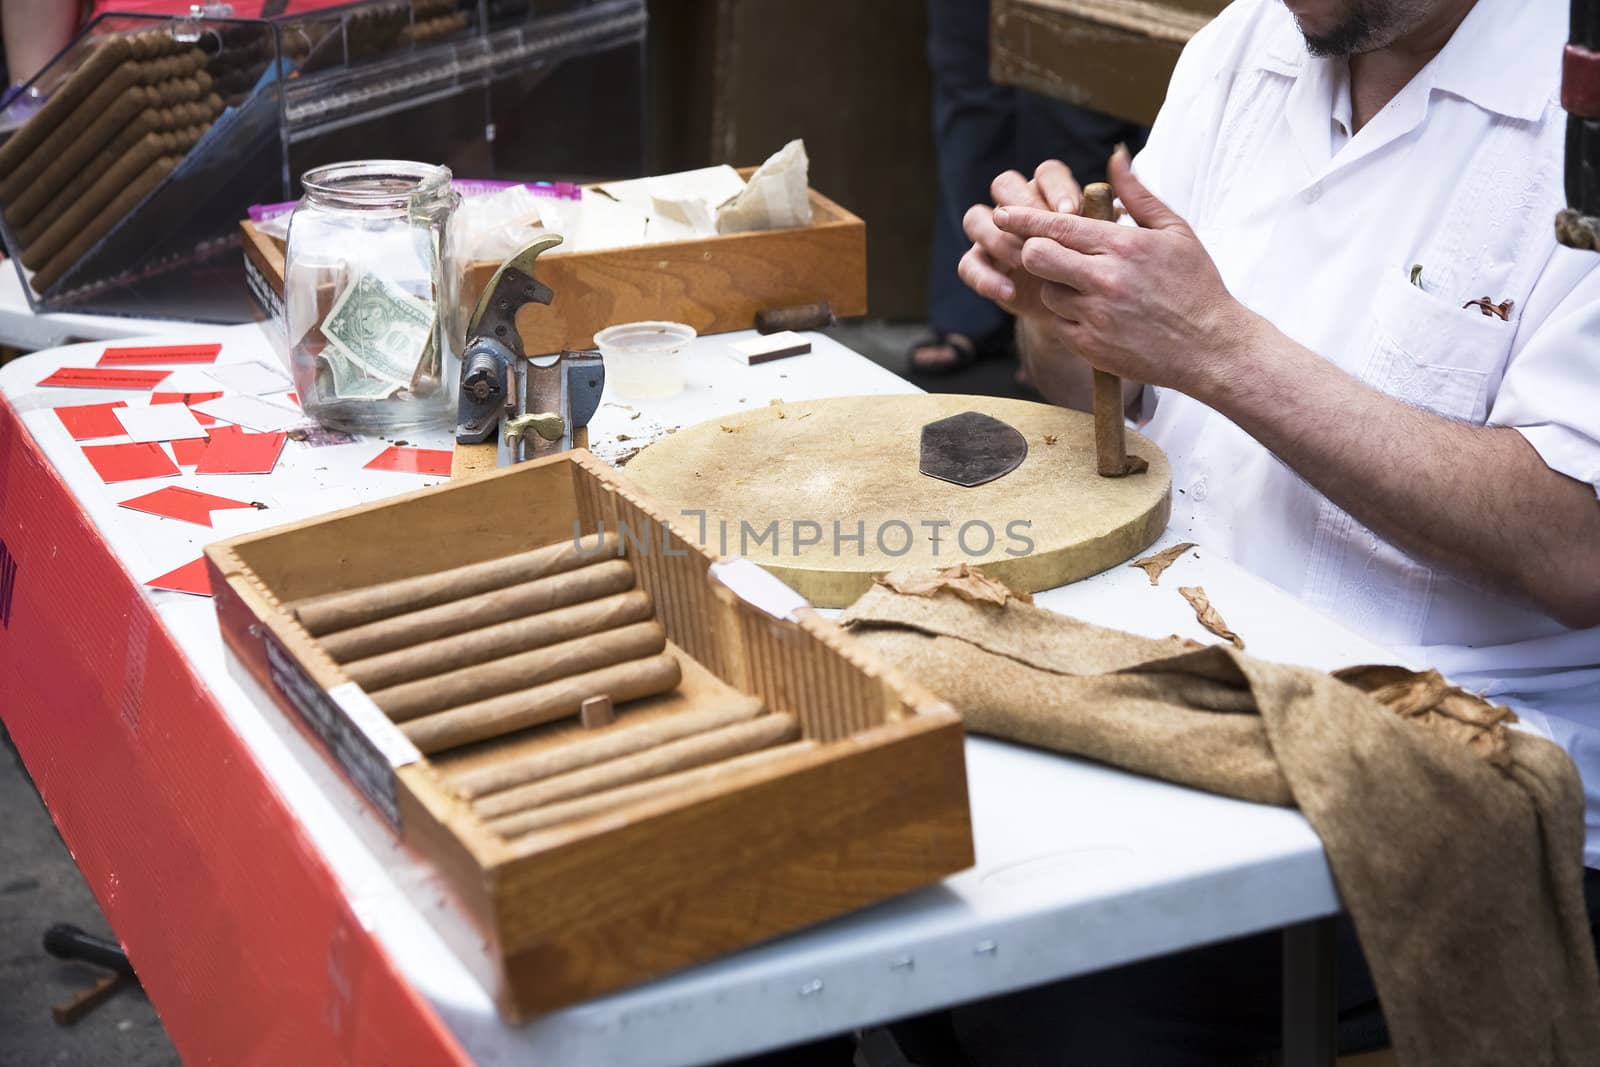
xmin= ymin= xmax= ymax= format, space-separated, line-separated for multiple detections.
xmin=329 ymin=682 xmax=422 ymax=770
xmin=710 ymin=558 xmax=812 ymax=622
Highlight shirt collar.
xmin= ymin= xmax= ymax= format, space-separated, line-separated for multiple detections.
xmin=1256 ymin=0 xmax=1559 ymax=123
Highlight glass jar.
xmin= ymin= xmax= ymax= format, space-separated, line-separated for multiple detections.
xmin=284 ymin=160 xmax=461 ymax=434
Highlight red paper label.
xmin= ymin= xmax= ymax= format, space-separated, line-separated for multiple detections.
xmin=145 ymin=557 xmax=212 ymax=596
xmin=98 ymin=343 xmax=223 ymax=366
xmin=39 ymin=367 xmax=171 ymax=390
xmin=364 ymin=446 xmax=452 ymax=477
xmin=81 ymin=441 xmax=181 ymax=483
xmin=54 ymin=400 xmax=129 ymax=440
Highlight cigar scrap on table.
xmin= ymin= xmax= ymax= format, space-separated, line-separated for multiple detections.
xmin=402 ymin=652 xmax=683 ymax=754
xmin=370 ymin=620 xmax=668 ymax=722
xmin=472 ymin=712 xmax=799 ymax=818
xmin=340 ymin=589 xmax=655 ymax=691
xmin=291 ymin=533 xmax=620 ymax=635
xmin=448 ymin=694 xmax=767 ymax=799
xmin=316 ymin=557 xmax=636 ymax=662
xmin=487 ymin=740 xmax=818 ymax=839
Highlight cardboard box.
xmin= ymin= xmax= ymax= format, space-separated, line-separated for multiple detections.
xmin=991 ymin=0 xmax=1225 ymax=125
xmin=205 ymin=450 xmax=973 ymax=1020
xmin=240 ymin=173 xmax=867 ymax=360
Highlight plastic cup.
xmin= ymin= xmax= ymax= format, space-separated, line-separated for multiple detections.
xmin=594 ymin=320 xmax=697 ymax=400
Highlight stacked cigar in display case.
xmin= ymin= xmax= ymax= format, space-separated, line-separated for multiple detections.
xmin=207 ymin=451 xmax=972 ymax=1019
xmin=0 ymin=30 xmax=223 ymax=295
xmin=285 ymin=533 xmax=813 ymax=841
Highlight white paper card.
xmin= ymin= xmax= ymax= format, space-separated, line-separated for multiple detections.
xmin=710 ymin=558 xmax=812 ymax=622
xmin=206 ymin=360 xmax=291 ymax=395
xmin=192 ymin=393 xmax=303 ymax=432
xmin=113 ymin=403 xmax=209 ymax=442
xmin=728 ymin=331 xmax=811 ymax=365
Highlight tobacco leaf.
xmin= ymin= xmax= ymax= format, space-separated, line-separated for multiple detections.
xmin=1130 ymin=542 xmax=1197 ymax=586
xmin=1335 ymin=665 xmax=1519 ymax=770
xmin=875 ymin=563 xmax=1033 ymax=608
xmin=1178 ymin=585 xmax=1244 ymax=650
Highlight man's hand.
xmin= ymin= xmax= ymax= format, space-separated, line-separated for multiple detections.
xmin=958 ymin=161 xmax=1082 ymax=318
xmin=993 ymin=148 xmax=1261 ymax=401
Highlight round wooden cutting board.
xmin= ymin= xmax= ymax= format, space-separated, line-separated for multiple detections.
xmin=624 ymin=394 xmax=1171 ymax=608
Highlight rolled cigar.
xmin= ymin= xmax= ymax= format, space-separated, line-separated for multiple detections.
xmin=451 ymin=695 xmax=766 ymax=799
xmin=489 ymin=741 xmax=817 ymax=839
xmin=13 ymin=113 xmax=155 ymax=245
xmin=0 ymin=61 xmax=143 ymax=202
xmin=373 ymin=620 xmax=667 ymax=722
xmin=474 ymin=712 xmax=799 ymax=818
xmin=23 ymin=131 xmax=168 ymax=270
xmin=0 ymin=38 xmax=132 ymax=178
xmin=342 ymin=589 xmax=654 ymax=691
xmin=293 ymin=533 xmax=620 ymax=635
xmin=318 ymin=558 xmax=636 ymax=662
xmin=6 ymin=85 xmax=155 ymax=224
xmin=30 ymin=156 xmax=175 ymax=296
xmin=403 ymin=652 xmax=682 ymax=754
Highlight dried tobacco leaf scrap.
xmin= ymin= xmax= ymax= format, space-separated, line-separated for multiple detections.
xmin=1178 ymin=585 xmax=1244 ymax=649
xmin=1131 ymin=542 xmax=1197 ymax=586
xmin=876 ymin=563 xmax=1034 ymax=607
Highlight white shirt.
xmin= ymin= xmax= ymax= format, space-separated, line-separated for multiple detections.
xmin=1134 ymin=0 xmax=1600 ymax=863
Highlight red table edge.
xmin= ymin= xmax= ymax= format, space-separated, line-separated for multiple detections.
xmin=0 ymin=396 xmax=472 ymax=1065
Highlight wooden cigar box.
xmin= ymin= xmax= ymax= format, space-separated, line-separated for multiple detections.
xmin=240 ymin=169 xmax=867 ymax=359
xmin=205 ymin=450 xmax=972 ymax=1021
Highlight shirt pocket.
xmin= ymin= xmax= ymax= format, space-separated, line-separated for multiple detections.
xmin=1362 ymin=273 xmax=1515 ymax=424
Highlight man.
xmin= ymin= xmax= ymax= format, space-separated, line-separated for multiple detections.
xmin=943 ymin=0 xmax=1600 ymax=1059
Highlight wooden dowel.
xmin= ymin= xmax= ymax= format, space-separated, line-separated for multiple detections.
xmin=474 ymin=713 xmax=800 ymax=818
xmin=402 ymin=653 xmax=682 ymax=754
xmin=371 ymin=621 xmax=667 ymax=722
xmin=1080 ymin=182 xmax=1130 ymax=478
xmin=342 ymin=589 xmax=654 ymax=691
xmin=488 ymin=741 xmax=818 ymax=839
xmin=319 ymin=558 xmax=636 ymax=662
xmin=450 ymin=695 xmax=766 ymax=799
xmin=292 ymin=533 xmax=620 ymax=635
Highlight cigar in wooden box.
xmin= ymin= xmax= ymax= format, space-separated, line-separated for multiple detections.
xmin=292 ymin=533 xmax=620 ymax=635
xmin=317 ymin=557 xmax=636 ymax=662
xmin=341 ymin=589 xmax=654 ymax=691
xmin=372 ymin=620 xmax=668 ymax=722
xmin=450 ymin=695 xmax=767 ymax=799
xmin=487 ymin=741 xmax=818 ymax=840
xmin=0 ymin=37 xmax=132 ymax=178
xmin=30 ymin=156 xmax=175 ymax=296
xmin=473 ymin=712 xmax=799 ymax=818
xmin=23 ymin=131 xmax=170 ymax=270
xmin=402 ymin=652 xmax=683 ymax=754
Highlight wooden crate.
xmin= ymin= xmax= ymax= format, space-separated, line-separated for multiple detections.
xmin=205 ymin=451 xmax=972 ymax=1020
xmin=990 ymin=0 xmax=1225 ymax=125
xmin=240 ymin=172 xmax=867 ymax=358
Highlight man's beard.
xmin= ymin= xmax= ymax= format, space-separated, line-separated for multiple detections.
xmin=1294 ymin=0 xmax=1428 ymax=57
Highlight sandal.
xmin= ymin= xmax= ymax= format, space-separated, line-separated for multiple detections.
xmin=908 ymin=328 xmax=1014 ymax=377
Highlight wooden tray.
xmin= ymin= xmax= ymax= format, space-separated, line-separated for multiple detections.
xmin=240 ymin=170 xmax=867 ymax=359
xmin=205 ymin=451 xmax=972 ymax=1020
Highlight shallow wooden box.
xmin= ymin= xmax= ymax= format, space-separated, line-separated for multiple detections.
xmin=240 ymin=170 xmax=868 ymax=358
xmin=205 ymin=450 xmax=972 ymax=1020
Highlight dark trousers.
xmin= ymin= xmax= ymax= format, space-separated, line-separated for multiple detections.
xmin=925 ymin=0 xmax=1148 ymax=339
xmin=732 ymin=869 xmax=1600 ymax=1065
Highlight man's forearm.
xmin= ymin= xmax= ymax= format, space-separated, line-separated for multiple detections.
xmin=1203 ymin=315 xmax=1600 ymax=628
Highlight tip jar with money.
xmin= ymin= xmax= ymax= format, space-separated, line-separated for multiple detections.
xmin=285 ymin=161 xmax=461 ymax=434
